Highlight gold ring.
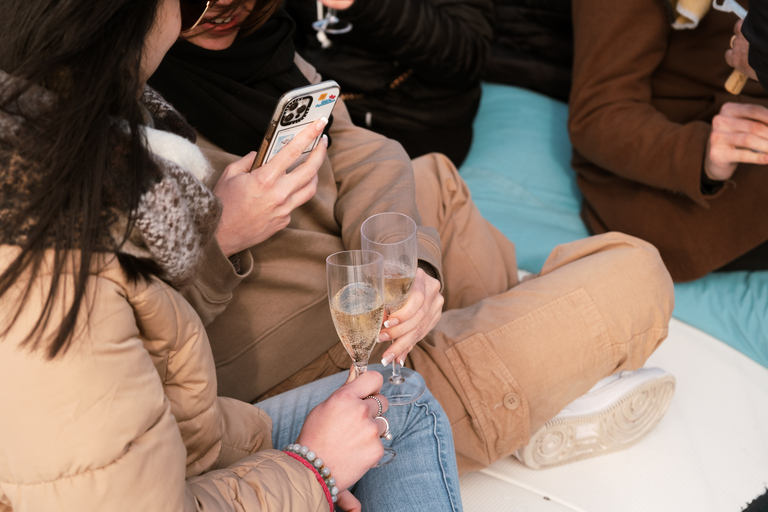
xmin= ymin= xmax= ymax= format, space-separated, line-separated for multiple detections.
xmin=374 ymin=416 xmax=392 ymax=440
xmin=731 ymin=35 xmax=737 ymax=48
xmin=364 ymin=395 xmax=383 ymax=417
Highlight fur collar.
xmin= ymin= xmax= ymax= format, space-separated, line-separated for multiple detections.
xmin=0 ymin=72 xmax=221 ymax=288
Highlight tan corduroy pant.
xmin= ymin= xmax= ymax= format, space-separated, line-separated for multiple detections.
xmin=255 ymin=152 xmax=674 ymax=474
xmin=408 ymin=153 xmax=674 ymax=473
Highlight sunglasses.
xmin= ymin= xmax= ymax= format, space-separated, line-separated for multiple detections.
xmin=180 ymin=0 xmax=218 ymax=32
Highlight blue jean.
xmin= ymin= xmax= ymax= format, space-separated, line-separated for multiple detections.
xmin=257 ymin=365 xmax=463 ymax=512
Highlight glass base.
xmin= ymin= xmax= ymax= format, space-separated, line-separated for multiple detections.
xmin=379 ymin=366 xmax=426 ymax=406
xmin=374 ymin=447 xmax=396 ymax=467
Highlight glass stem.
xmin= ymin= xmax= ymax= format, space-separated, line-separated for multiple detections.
xmin=354 ymin=362 xmax=368 ymax=377
xmin=389 ymin=341 xmax=405 ymax=385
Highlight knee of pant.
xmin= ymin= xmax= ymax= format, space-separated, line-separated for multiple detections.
xmin=620 ymin=234 xmax=673 ymax=299
xmin=599 ymin=231 xmax=661 ymax=255
xmin=601 ymin=233 xmax=675 ymax=326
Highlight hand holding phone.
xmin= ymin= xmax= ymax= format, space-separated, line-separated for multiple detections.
xmin=251 ymin=80 xmax=340 ymax=172
xmin=214 ymin=117 xmax=329 ymax=256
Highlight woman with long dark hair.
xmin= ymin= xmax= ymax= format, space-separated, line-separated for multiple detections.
xmin=0 ymin=0 xmax=461 ymax=510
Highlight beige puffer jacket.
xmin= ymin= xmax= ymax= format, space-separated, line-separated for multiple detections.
xmin=0 ymin=247 xmax=327 ymax=511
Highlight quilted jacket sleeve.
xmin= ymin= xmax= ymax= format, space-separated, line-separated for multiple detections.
xmin=0 ymin=252 xmax=326 ymax=512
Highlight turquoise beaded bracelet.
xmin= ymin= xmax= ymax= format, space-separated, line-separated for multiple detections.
xmin=283 ymin=444 xmax=339 ymax=504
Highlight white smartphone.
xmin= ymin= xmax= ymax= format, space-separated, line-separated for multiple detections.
xmin=250 ymin=80 xmax=340 ymax=172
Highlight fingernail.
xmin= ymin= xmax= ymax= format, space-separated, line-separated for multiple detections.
xmin=399 ymin=357 xmax=405 ymax=366
xmin=382 ymin=354 xmax=394 ymax=366
xmin=383 ymin=318 xmax=399 ymax=329
xmin=378 ymin=332 xmax=391 ymax=342
xmin=314 ymin=116 xmax=329 ymax=130
xmin=320 ymin=134 xmax=328 ymax=147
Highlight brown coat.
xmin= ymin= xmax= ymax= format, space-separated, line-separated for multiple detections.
xmin=0 ymin=248 xmax=328 ymax=511
xmin=182 ymin=55 xmax=443 ymax=402
xmin=569 ymin=0 xmax=768 ymax=282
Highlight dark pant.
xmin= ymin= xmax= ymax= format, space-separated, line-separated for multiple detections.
xmin=716 ymin=239 xmax=768 ymax=272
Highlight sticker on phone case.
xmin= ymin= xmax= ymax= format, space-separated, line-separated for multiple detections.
xmin=316 ymin=93 xmax=337 ymax=107
xmin=271 ymin=133 xmax=295 ymax=157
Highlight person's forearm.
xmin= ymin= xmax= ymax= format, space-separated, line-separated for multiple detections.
xmin=179 ymin=236 xmax=252 ymax=326
xmin=570 ymin=0 xmax=710 ymax=202
xmin=295 ymin=53 xmax=444 ymax=280
xmin=188 ymin=450 xmax=328 ymax=511
xmin=327 ymin=99 xmax=421 ymax=248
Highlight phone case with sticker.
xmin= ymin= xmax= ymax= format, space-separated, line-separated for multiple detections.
xmin=251 ymin=80 xmax=340 ymax=172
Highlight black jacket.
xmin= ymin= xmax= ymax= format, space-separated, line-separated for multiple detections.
xmin=287 ymin=0 xmax=493 ymax=133
xmin=743 ymin=0 xmax=768 ymax=92
xmin=482 ymin=0 xmax=573 ymax=102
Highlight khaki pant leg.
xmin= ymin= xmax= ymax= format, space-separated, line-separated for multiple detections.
xmin=413 ymin=153 xmax=520 ymax=309
xmin=408 ymin=232 xmax=674 ymax=473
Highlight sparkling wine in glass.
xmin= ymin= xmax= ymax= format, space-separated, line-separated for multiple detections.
xmin=361 ymin=212 xmax=427 ymax=405
xmin=327 ymin=250 xmax=385 ymax=376
xmin=327 ymin=250 xmax=395 ymax=465
xmin=312 ymin=0 xmax=352 ymax=34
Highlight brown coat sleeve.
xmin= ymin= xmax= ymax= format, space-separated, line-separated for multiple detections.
xmin=568 ymin=0 xmax=712 ymax=205
xmin=181 ymin=236 xmax=254 ymax=326
xmin=294 ymin=55 xmax=444 ymax=279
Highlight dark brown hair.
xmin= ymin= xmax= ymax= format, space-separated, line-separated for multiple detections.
xmin=0 ymin=0 xmax=162 ymax=358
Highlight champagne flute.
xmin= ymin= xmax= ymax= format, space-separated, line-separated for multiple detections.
xmin=327 ymin=250 xmax=385 ymax=377
xmin=361 ymin=212 xmax=427 ymax=405
xmin=312 ymin=0 xmax=352 ymax=34
xmin=327 ymin=250 xmax=395 ymax=465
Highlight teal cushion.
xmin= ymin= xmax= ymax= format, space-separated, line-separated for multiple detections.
xmin=460 ymin=82 xmax=768 ymax=368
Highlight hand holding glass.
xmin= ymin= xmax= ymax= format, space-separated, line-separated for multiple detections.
xmin=327 ymin=250 xmax=385 ymax=376
xmin=327 ymin=250 xmax=395 ymax=465
xmin=361 ymin=212 xmax=426 ymax=405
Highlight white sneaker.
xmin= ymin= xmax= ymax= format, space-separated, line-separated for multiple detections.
xmin=515 ymin=367 xmax=676 ymax=469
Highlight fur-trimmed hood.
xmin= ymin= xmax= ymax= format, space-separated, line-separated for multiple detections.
xmin=0 ymin=72 xmax=221 ymax=287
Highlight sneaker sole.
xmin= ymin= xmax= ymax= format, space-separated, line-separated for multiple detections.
xmin=517 ymin=374 xmax=676 ymax=469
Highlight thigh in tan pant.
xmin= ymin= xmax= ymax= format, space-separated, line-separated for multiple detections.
xmin=409 ymin=155 xmax=674 ymax=472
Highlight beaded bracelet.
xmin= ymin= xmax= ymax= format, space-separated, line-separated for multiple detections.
xmin=283 ymin=444 xmax=339 ymax=509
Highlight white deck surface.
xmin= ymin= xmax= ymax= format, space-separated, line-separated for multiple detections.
xmin=460 ymin=318 xmax=768 ymax=511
